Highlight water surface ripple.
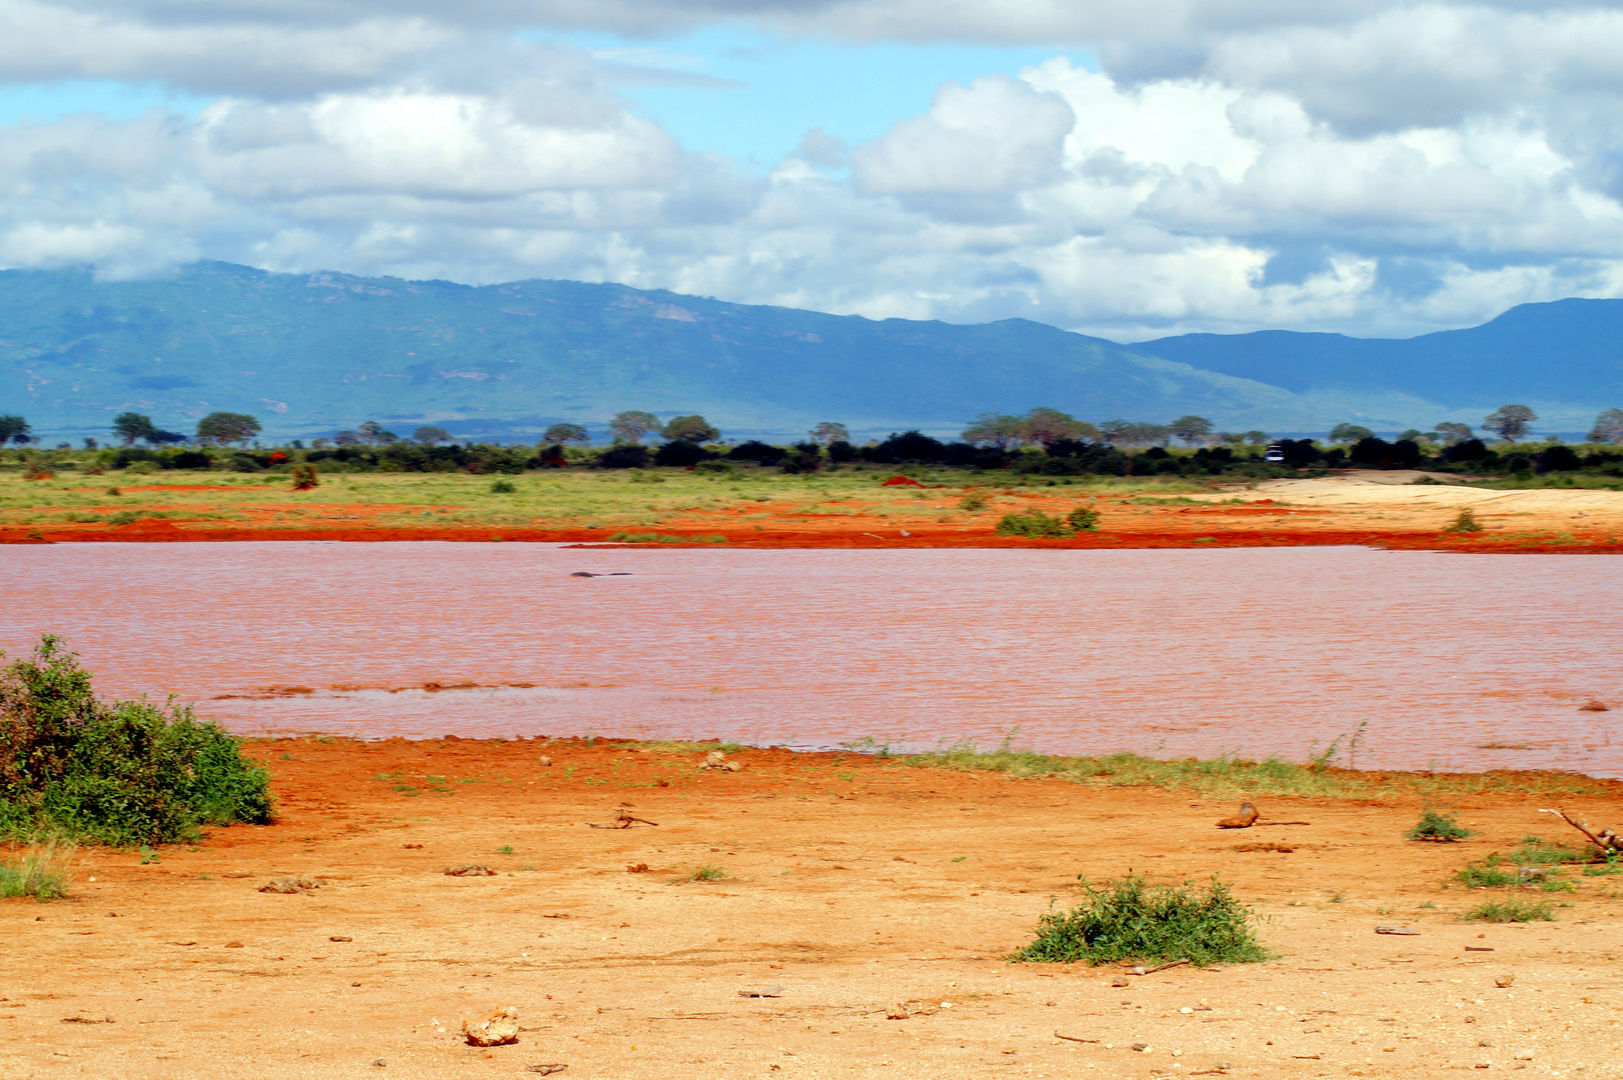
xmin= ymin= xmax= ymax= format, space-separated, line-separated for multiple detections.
xmin=4 ymin=543 xmax=1620 ymax=776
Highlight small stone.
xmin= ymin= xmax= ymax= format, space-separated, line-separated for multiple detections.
xmin=225 ymin=941 xmax=244 ymax=948
xmin=329 ymin=936 xmax=353 ymax=942
xmin=703 ymin=751 xmax=726 ymax=769
xmin=1495 ymin=975 xmax=1516 ymax=988
xmin=539 ymin=756 xmax=553 ymax=767
xmin=885 ymin=1003 xmax=909 ymax=1020
xmin=626 ymin=863 xmax=650 ymax=874
xmin=463 ymin=1005 xmax=519 ymax=1046
xmin=445 ymin=865 xmax=497 ymax=877
xmin=724 ymin=761 xmax=742 ymax=772
xmin=1130 ymin=1043 xmax=1149 ymax=1052
xmin=258 ymin=876 xmax=321 ymax=894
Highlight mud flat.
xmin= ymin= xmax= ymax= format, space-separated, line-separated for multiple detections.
xmin=3 ymin=736 xmax=1622 ymax=1079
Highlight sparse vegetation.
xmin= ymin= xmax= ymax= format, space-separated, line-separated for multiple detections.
xmin=889 ymin=740 xmax=1605 ymax=798
xmin=0 ymin=839 xmax=75 ymax=901
xmin=0 ymin=635 xmax=274 ymax=845
xmin=1454 ymin=858 xmax=1517 ymax=888
xmin=1464 ymin=898 xmax=1554 ymax=923
xmin=1407 ymin=807 xmax=1473 ymax=842
xmin=1011 ymin=875 xmax=1269 ymax=966
xmin=994 ymin=510 xmax=1072 ymax=537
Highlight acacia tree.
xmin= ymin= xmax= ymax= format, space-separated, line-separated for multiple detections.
xmin=111 ymin=411 xmax=156 ymax=446
xmin=413 ymin=425 xmax=452 ymax=445
xmin=543 ymin=422 xmax=590 ymax=445
xmin=662 ymin=414 xmax=719 ymax=443
xmin=609 ymin=410 xmax=660 ymax=444
xmin=809 ymin=421 xmax=850 ymax=445
xmin=1431 ymin=422 xmax=1472 ymax=445
xmin=356 ymin=421 xmax=398 ymax=445
xmin=1329 ymin=423 xmax=1374 ymax=444
xmin=962 ymin=412 xmax=1022 ymax=448
xmin=1482 ymin=405 xmax=1536 ymax=443
xmin=0 ymin=415 xmax=28 ymax=445
xmin=1241 ymin=430 xmax=1270 ymax=445
xmin=1019 ymin=407 xmax=1100 ymax=446
xmin=1169 ymin=415 xmax=1214 ymax=446
xmin=1587 ymin=408 xmax=1623 ymax=444
xmin=195 ymin=412 xmax=261 ymax=446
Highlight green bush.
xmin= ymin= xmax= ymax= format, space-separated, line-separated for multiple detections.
xmin=489 ymin=478 xmax=517 ymax=493
xmin=1443 ymin=508 xmax=1483 ymax=532
xmin=958 ymin=491 xmax=989 ymax=511
xmin=1010 ymin=875 xmax=1269 ymax=966
xmin=0 ymin=636 xmax=274 ymax=845
xmin=1066 ymin=506 xmax=1100 ymax=531
xmin=1407 ymin=807 xmax=1473 ymax=842
xmin=995 ymin=510 xmax=1071 ymax=538
xmin=1464 ymin=898 xmax=1553 ymax=923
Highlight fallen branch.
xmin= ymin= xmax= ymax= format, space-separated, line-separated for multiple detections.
xmin=1054 ymin=1032 xmax=1099 ymax=1043
xmin=1539 ymin=808 xmax=1619 ymax=855
xmin=1127 ymin=958 xmax=1190 ymax=976
xmin=587 ymin=808 xmax=659 ymax=829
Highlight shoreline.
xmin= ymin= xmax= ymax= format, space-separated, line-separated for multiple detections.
xmin=5 ymin=733 xmax=1621 ymax=1078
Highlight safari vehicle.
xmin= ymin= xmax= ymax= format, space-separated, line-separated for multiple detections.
xmin=1263 ymin=444 xmax=1286 ymax=463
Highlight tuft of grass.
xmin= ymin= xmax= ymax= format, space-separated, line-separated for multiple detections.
xmin=488 ymin=479 xmax=517 ymax=494
xmin=1506 ymin=839 xmax=1591 ymax=866
xmin=0 ymin=840 xmax=75 ymax=901
xmin=1463 ymin=898 xmax=1553 ymax=923
xmin=497 ymin=845 xmax=514 ymax=854
xmin=1407 ymin=807 xmax=1473 ymax=842
xmin=1443 ymin=508 xmax=1484 ymax=533
xmin=1011 ymin=875 xmax=1269 ymax=966
xmin=1454 ymin=859 xmax=1517 ymax=888
xmin=677 ymin=864 xmax=729 ymax=883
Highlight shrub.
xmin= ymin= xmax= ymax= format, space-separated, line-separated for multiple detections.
xmin=995 ymin=510 xmax=1071 ymax=538
xmin=489 ymin=478 xmax=517 ymax=493
xmin=958 ymin=491 xmax=989 ymax=511
xmin=0 ymin=636 xmax=274 ymax=845
xmin=124 ymin=460 xmax=157 ymax=475
xmin=654 ymin=439 xmax=710 ymax=468
xmin=1407 ymin=807 xmax=1473 ymax=842
xmin=1444 ymin=508 xmax=1483 ymax=533
xmin=1454 ymin=858 xmax=1516 ymax=888
xmin=290 ymin=464 xmax=318 ymax=490
xmin=1464 ymin=898 xmax=1553 ymax=923
xmin=0 ymin=839 xmax=75 ymax=901
xmin=1010 ymin=875 xmax=1269 ymax=965
xmin=598 ymin=444 xmax=651 ymax=469
xmin=1067 ymin=506 xmax=1100 ymax=531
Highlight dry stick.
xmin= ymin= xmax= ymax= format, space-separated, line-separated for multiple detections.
xmin=1539 ymin=807 xmax=1614 ymax=853
xmin=587 ymin=808 xmax=659 ymax=829
xmin=1256 ymin=821 xmax=1312 ymax=827
xmin=1129 ymin=958 xmax=1191 ymax=975
xmin=1054 ymin=1031 xmax=1100 ymax=1043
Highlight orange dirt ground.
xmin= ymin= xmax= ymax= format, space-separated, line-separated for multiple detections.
xmin=4 ymin=737 xmax=1622 ymax=1079
xmin=7 ymin=474 xmax=1623 ymax=553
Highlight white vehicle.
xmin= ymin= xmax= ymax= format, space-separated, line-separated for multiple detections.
xmin=1263 ymin=444 xmax=1286 ymax=463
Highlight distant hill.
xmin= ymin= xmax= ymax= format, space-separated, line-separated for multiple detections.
xmin=1137 ymin=298 xmax=1623 ymax=433
xmin=0 ymin=261 xmax=1329 ymax=442
xmin=1 ymin=261 xmax=1619 ymax=442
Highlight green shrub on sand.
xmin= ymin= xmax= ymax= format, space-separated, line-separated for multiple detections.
xmin=0 ymin=635 xmax=273 ymax=845
xmin=1010 ymin=875 xmax=1269 ymax=966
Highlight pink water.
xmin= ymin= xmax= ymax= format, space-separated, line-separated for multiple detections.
xmin=3 ymin=542 xmax=1620 ymax=776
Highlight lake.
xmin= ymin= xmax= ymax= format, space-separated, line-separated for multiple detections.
xmin=4 ymin=542 xmax=1619 ymax=776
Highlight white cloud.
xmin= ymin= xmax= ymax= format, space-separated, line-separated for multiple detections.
xmin=1 ymin=1 xmax=1623 ymax=337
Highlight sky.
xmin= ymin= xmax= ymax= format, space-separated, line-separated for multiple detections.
xmin=1 ymin=1 xmax=1623 ymax=341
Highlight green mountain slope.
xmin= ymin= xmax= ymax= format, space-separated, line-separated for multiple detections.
xmin=0 ymin=261 xmax=1326 ymax=442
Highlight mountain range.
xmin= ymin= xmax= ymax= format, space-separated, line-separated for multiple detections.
xmin=1 ymin=260 xmax=1618 ymax=443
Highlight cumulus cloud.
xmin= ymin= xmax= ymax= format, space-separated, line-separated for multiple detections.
xmin=2 ymin=0 xmax=1623 ymax=337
